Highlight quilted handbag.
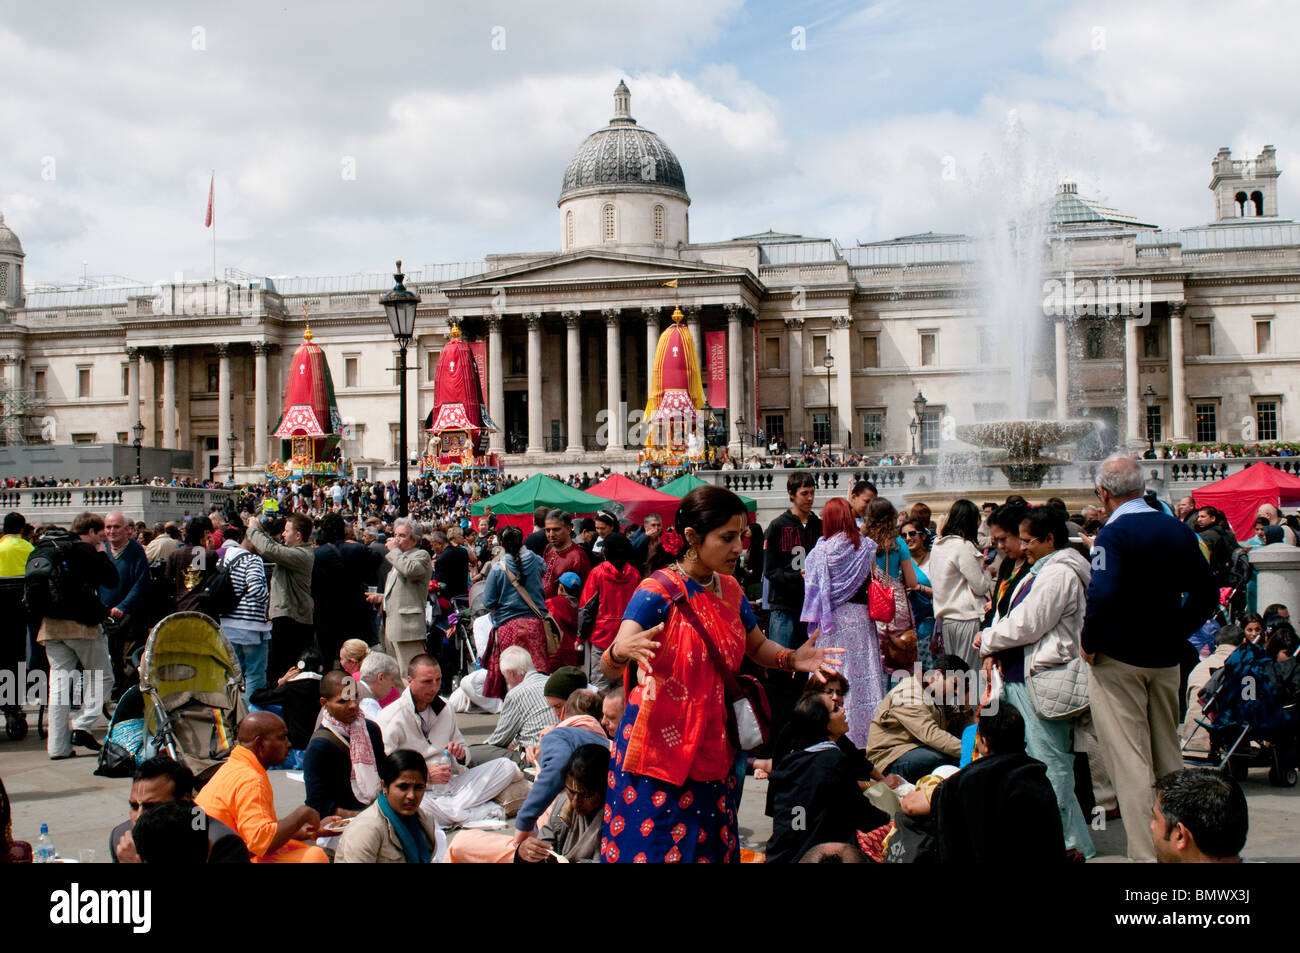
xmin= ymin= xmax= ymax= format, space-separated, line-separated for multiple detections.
xmin=868 ymin=575 xmax=896 ymax=623
xmin=1024 ymin=651 xmax=1090 ymax=721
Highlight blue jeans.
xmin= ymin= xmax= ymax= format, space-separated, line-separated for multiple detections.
xmin=767 ymin=609 xmax=801 ymax=649
xmin=888 ymin=745 xmax=957 ymax=783
xmin=231 ymin=641 xmax=270 ymax=695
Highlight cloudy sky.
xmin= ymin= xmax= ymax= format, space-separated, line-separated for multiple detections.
xmin=3 ymin=0 xmax=1298 ymax=287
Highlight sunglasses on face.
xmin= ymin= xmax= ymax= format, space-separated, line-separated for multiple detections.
xmin=903 ymin=531 xmax=921 ymax=538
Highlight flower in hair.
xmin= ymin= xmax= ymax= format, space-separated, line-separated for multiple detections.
xmin=660 ymin=526 xmax=685 ymax=556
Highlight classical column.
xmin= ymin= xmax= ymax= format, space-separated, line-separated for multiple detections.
xmin=525 ymin=312 xmax=544 ymax=453
xmin=1125 ymin=314 xmax=1141 ymax=445
xmin=642 ymin=306 xmax=660 ymax=383
xmin=216 ymin=343 xmax=232 ymax=478
xmin=726 ymin=303 xmax=744 ymax=454
xmin=785 ymin=315 xmax=805 ymax=444
xmin=1054 ymin=317 xmax=1069 ymax=419
xmin=1169 ymin=300 xmax=1188 ymax=441
xmin=160 ymin=345 xmax=177 ymax=449
xmin=486 ymin=315 xmax=506 ymax=454
xmin=564 ymin=311 xmax=583 ymax=453
xmin=832 ymin=315 xmax=854 ymax=449
xmin=253 ymin=342 xmax=270 ymax=467
xmin=125 ymin=346 xmax=141 ymax=434
xmin=682 ymin=305 xmax=702 ymax=365
xmin=0 ymin=355 xmax=16 ymax=444
xmin=604 ymin=308 xmax=623 ymax=453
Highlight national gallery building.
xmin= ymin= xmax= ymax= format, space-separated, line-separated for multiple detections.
xmin=1 ymin=81 xmax=1297 ymax=481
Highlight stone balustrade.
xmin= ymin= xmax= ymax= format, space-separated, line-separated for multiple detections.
xmin=0 ymin=485 xmax=237 ymax=526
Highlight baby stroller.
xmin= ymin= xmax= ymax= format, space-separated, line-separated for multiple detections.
xmin=1184 ymin=641 xmax=1300 ymax=787
xmin=138 ymin=612 xmax=246 ymax=785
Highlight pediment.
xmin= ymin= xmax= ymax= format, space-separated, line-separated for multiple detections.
xmin=455 ymin=252 xmax=744 ymax=288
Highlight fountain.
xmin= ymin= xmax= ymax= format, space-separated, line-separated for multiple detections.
xmin=956 ymin=419 xmax=1096 ymax=489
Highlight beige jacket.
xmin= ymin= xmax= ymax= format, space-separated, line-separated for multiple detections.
xmin=865 ymin=673 xmax=963 ymax=772
xmin=928 ymin=536 xmax=991 ymax=621
xmin=335 ymin=801 xmax=441 ymax=863
xmin=383 ymin=546 xmax=433 ymax=645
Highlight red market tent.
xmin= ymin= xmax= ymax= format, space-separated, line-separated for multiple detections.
xmin=1192 ymin=462 xmax=1300 ymax=540
xmin=587 ymin=473 xmax=681 ymax=528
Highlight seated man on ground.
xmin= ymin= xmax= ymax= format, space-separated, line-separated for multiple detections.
xmin=932 ymin=701 xmax=1067 ymax=864
xmin=111 ymin=756 xmax=249 ymax=864
xmin=447 ymin=686 xmax=605 ymax=863
xmin=1152 ymin=768 xmax=1248 ymax=863
xmin=515 ymin=744 xmax=609 ymax=864
xmin=336 ymin=749 xmax=446 ymax=864
xmin=304 ymin=671 xmax=386 ymax=821
xmin=357 ymin=650 xmax=402 ymax=721
xmin=375 ymin=654 xmax=527 ymax=827
xmin=469 ymin=646 xmax=556 ymax=766
xmin=766 ymin=692 xmax=890 ymax=863
xmin=865 ymin=654 xmax=971 ymax=782
xmin=194 ymin=711 xmax=329 ymax=863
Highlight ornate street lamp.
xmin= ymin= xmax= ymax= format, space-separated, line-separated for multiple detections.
xmin=824 ymin=351 xmax=835 ymax=448
xmin=1143 ymin=384 xmax=1158 ymax=457
xmin=736 ymin=414 xmax=746 ymax=462
xmin=912 ymin=390 xmax=928 ymax=455
xmin=132 ymin=419 xmax=145 ymax=483
xmin=908 ymin=417 xmax=919 ymax=457
xmin=380 ymin=260 xmax=420 ymax=517
xmin=227 ymin=430 xmax=238 ymax=487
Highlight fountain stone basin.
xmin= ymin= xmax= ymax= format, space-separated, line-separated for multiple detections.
xmin=955 ymin=419 xmax=1098 ymax=489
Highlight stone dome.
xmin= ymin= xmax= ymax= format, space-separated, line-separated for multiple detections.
xmin=559 ymin=81 xmax=688 ymax=202
xmin=0 ymin=214 xmax=23 ymax=257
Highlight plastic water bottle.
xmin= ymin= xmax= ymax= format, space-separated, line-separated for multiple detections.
xmin=430 ymin=750 xmax=452 ymax=797
xmin=35 ymin=823 xmax=56 ymax=863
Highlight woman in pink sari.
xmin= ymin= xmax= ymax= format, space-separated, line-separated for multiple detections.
xmin=801 ymin=498 xmax=884 ymax=748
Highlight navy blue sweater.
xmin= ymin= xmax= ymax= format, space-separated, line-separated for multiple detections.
xmin=1080 ymin=506 xmax=1218 ymax=668
xmin=100 ymin=539 xmax=151 ymax=616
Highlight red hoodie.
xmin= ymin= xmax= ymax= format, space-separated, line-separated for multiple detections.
xmin=545 ymin=593 xmax=581 ymax=670
xmin=578 ymin=561 xmax=643 ymax=649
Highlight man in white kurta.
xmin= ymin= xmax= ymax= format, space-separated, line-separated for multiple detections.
xmin=376 ymin=655 xmax=527 ymax=826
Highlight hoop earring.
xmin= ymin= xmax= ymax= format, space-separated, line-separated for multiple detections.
xmin=686 ymin=548 xmax=697 ymax=562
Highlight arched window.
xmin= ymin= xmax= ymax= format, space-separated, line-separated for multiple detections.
xmin=602 ymin=204 xmax=616 ymax=242
xmin=1235 ymin=191 xmax=1248 ymax=217
xmin=0 ymin=264 xmax=7 ymax=298
xmin=565 ymin=210 xmax=574 ymax=249
xmin=653 ymin=205 xmax=665 ymax=242
xmin=1251 ymin=190 xmax=1265 ymax=217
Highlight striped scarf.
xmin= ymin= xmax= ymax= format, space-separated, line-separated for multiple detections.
xmin=321 ymin=711 xmax=380 ymax=805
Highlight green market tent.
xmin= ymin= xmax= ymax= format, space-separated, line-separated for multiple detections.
xmin=471 ymin=474 xmax=615 ymax=530
xmin=659 ymin=473 xmax=757 ymax=513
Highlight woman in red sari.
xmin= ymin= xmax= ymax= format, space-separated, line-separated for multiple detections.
xmin=599 ymin=486 xmax=842 ymax=863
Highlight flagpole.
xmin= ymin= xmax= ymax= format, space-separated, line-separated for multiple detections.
xmin=211 ymin=169 xmax=217 ymax=281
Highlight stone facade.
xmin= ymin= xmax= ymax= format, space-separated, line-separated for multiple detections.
xmin=1 ymin=84 xmax=1297 ymax=482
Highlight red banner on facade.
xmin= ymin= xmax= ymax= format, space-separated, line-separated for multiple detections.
xmin=706 ymin=330 xmax=727 ymax=407
xmin=469 ymin=340 xmax=488 ymax=402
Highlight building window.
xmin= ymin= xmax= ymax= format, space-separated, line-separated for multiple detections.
xmin=1195 ymin=403 xmax=1218 ymax=443
xmin=1257 ymin=400 xmax=1279 ymax=442
xmin=862 ymin=335 xmax=879 ymax=368
xmin=427 ymin=349 xmax=441 ymax=382
xmin=1085 ymin=325 xmax=1106 ymax=360
xmin=862 ymin=411 xmax=884 ymax=450
xmin=811 ymin=334 xmax=828 ymax=369
xmin=602 ymin=204 xmax=616 ymax=242
xmin=0 ymin=263 xmax=6 ymax=297
xmin=977 ymin=327 xmax=995 ymax=364
xmin=653 ymin=205 xmax=665 ymax=242
xmin=1143 ymin=325 xmax=1161 ymax=358
xmin=1193 ymin=322 xmax=1213 ymax=356
xmin=206 ymin=362 xmax=218 ymax=393
xmin=812 ymin=412 xmax=830 ymax=446
xmin=919 ymin=332 xmax=937 ymax=367
xmin=510 ymin=345 xmax=526 ymax=376
xmin=345 ymin=357 xmax=358 ymax=389
xmin=920 ymin=410 xmax=942 ymax=451
xmin=565 ymin=210 xmax=574 ymax=249
xmin=1256 ymin=320 xmax=1273 ymax=354
xmin=121 ymin=363 xmax=130 ymax=396
xmin=32 ymin=368 xmax=46 ymax=399
xmin=71 ymin=432 xmax=97 ymax=445
xmin=77 ymin=367 xmax=91 ymax=398
xmin=1146 ymin=404 xmax=1163 ymax=444
xmin=393 ymin=351 xmax=403 ymax=387
xmin=763 ymin=337 xmax=781 ymax=371
xmin=765 ymin=414 xmax=785 ymax=444
xmin=390 ymin=423 xmax=401 ymax=463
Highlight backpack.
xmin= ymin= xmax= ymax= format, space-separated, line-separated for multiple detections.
xmin=1225 ymin=545 xmax=1254 ymax=592
xmin=24 ymin=531 xmax=83 ymax=620
xmin=176 ymin=551 xmax=240 ymax=618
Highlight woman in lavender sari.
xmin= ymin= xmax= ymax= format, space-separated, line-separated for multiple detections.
xmin=801 ymin=498 xmax=884 ymax=748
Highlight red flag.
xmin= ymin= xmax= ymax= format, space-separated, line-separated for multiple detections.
xmin=205 ymin=174 xmax=214 ymax=228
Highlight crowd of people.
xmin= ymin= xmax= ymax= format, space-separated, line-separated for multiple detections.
xmin=0 ymin=449 xmax=1284 ymax=865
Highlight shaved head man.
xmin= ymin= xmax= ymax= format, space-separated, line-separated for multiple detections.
xmin=195 ymin=712 xmax=329 ymax=863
